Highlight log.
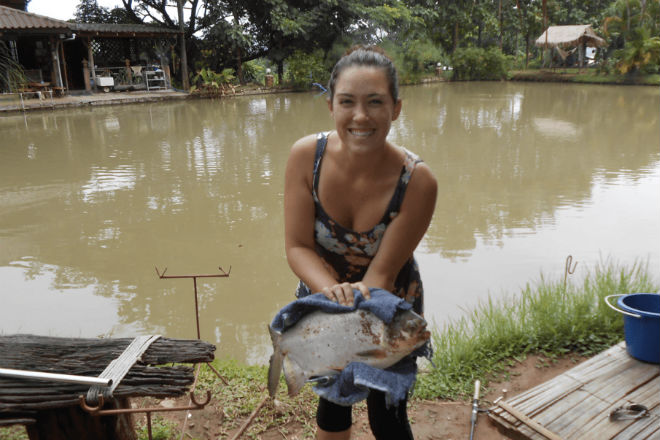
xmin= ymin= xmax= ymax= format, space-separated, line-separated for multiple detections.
xmin=0 ymin=334 xmax=215 ymax=440
xmin=0 ymin=335 xmax=215 ymax=412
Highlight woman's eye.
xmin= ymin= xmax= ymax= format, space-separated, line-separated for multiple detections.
xmin=370 ymin=99 xmax=383 ymax=105
xmin=340 ymin=100 xmax=353 ymax=105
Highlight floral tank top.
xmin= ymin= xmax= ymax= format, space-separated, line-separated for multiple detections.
xmin=295 ymin=132 xmax=424 ymax=314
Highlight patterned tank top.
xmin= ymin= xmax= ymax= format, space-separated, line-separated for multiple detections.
xmin=295 ymin=132 xmax=424 ymax=314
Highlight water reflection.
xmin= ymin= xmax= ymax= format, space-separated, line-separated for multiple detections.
xmin=393 ymin=83 xmax=659 ymax=258
xmin=0 ymin=83 xmax=658 ymax=364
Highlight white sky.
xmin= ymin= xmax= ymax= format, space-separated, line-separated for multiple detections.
xmin=28 ymin=0 xmax=187 ymax=24
xmin=28 ymin=0 xmax=124 ymax=21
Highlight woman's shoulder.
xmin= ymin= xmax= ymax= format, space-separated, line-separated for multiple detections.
xmin=287 ymin=133 xmax=323 ymax=174
xmin=292 ymin=132 xmax=327 ymax=151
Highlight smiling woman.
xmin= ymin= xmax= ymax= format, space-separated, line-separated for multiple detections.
xmin=283 ymin=45 xmax=438 ymax=440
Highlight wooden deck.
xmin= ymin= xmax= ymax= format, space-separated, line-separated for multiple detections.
xmin=489 ymin=342 xmax=660 ymax=439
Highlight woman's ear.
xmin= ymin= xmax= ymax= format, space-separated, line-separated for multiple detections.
xmin=327 ymin=97 xmax=333 ymax=115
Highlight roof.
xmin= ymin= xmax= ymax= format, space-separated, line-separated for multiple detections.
xmin=535 ymin=25 xmax=606 ymax=48
xmin=0 ymin=5 xmax=181 ymax=38
xmin=0 ymin=4 xmax=71 ymax=34
xmin=72 ymin=23 xmax=182 ymax=38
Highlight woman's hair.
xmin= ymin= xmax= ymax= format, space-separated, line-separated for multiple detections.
xmin=327 ymin=45 xmax=399 ymax=103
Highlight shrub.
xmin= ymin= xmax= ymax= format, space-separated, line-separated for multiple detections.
xmin=284 ymin=50 xmax=328 ymax=89
xmin=383 ymin=39 xmax=446 ymax=84
xmin=451 ymin=46 xmax=509 ymax=80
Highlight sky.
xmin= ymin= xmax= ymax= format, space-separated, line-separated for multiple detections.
xmin=28 ymin=0 xmax=122 ymax=21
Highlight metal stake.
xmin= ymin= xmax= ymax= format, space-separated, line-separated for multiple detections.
xmin=155 ymin=265 xmax=232 ymax=440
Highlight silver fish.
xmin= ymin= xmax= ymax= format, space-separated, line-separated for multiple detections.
xmin=268 ymin=308 xmax=430 ymax=397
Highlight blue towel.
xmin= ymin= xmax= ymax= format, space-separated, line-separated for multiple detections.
xmin=270 ymin=288 xmax=431 ymax=407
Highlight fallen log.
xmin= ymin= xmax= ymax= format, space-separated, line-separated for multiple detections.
xmin=0 ymin=334 xmax=215 ymax=440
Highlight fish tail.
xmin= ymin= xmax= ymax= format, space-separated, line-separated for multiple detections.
xmin=267 ymin=324 xmax=283 ymax=397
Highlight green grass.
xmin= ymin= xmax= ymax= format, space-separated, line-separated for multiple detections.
xmin=196 ymin=358 xmax=321 ymax=439
xmin=509 ymin=68 xmax=660 ymax=85
xmin=414 ymin=260 xmax=658 ymax=400
xmin=136 ymin=415 xmax=180 ymax=440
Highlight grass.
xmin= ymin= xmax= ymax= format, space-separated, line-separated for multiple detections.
xmin=509 ymin=68 xmax=660 ymax=85
xmin=195 ymin=358 xmax=321 ymax=439
xmin=414 ymin=260 xmax=658 ymax=400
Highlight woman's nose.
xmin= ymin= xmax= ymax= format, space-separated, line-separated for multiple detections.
xmin=353 ymin=103 xmax=368 ymax=121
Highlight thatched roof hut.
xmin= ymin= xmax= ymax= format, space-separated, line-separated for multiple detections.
xmin=535 ymin=25 xmax=606 ymax=49
xmin=535 ymin=25 xmax=606 ymax=68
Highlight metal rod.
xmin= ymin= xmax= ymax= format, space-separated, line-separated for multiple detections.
xmin=469 ymin=379 xmax=480 ymax=440
xmin=0 ymin=367 xmax=112 ymax=387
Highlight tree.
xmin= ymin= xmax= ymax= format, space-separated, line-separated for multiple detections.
xmin=75 ymin=0 xmax=111 ymax=23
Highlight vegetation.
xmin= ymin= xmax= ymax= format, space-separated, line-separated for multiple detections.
xmin=451 ymin=47 xmax=510 ymax=80
xmin=0 ymin=41 xmax=26 ymax=93
xmin=71 ymin=0 xmax=660 ymax=89
xmin=415 ymin=260 xmax=658 ymax=400
xmin=190 ymin=67 xmax=236 ymax=96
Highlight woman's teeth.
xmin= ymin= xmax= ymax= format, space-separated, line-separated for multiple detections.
xmin=349 ymin=129 xmax=373 ymax=137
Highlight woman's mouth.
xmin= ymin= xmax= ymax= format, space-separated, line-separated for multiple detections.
xmin=348 ymin=128 xmax=375 ymax=137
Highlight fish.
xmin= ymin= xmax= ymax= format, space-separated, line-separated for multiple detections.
xmin=267 ymin=307 xmax=430 ymax=397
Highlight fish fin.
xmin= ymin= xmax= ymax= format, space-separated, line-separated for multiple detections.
xmin=356 ymin=349 xmax=388 ymax=359
xmin=267 ymin=325 xmax=283 ymax=397
xmin=283 ymin=355 xmax=306 ymax=397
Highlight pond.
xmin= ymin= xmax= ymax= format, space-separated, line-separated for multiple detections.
xmin=0 ymin=82 xmax=658 ymax=364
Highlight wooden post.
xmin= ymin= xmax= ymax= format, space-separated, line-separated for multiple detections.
xmin=578 ymin=41 xmax=584 ymax=70
xmin=177 ymin=0 xmax=189 ymax=91
xmin=49 ymin=36 xmax=58 ymax=85
xmin=162 ymin=64 xmax=172 ymax=89
xmin=60 ymin=39 xmax=69 ymax=91
xmin=125 ymin=59 xmax=132 ymax=85
xmin=82 ymin=59 xmax=91 ymax=92
xmin=88 ymin=37 xmax=97 ymax=92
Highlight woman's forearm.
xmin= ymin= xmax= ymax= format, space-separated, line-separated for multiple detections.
xmin=285 ymin=246 xmax=338 ymax=293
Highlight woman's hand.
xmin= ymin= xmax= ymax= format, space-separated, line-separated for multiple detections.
xmin=321 ymin=282 xmax=370 ymax=306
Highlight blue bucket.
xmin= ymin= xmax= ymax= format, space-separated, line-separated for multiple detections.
xmin=605 ymin=293 xmax=660 ymax=363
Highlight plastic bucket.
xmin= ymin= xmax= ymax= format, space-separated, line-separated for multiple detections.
xmin=605 ymin=293 xmax=660 ymax=363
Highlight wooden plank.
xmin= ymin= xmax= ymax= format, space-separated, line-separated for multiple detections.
xmin=497 ymin=401 xmax=563 ymax=440
xmin=568 ymin=376 xmax=660 ymax=439
xmin=541 ymin=391 xmax=610 ymax=437
xmin=488 ymin=343 xmax=660 ymax=440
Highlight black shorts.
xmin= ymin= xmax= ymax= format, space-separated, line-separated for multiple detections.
xmin=316 ymin=390 xmax=414 ymax=439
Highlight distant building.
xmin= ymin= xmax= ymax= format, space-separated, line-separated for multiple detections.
xmin=0 ymin=1 xmax=181 ymax=93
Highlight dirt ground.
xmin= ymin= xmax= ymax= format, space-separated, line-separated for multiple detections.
xmin=151 ymin=353 xmax=584 ymax=440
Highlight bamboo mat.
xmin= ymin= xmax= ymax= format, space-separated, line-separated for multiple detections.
xmin=488 ymin=342 xmax=660 ymax=439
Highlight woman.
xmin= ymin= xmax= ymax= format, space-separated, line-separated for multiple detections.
xmin=283 ymin=45 xmax=437 ymax=440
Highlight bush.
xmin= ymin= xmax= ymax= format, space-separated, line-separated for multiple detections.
xmin=451 ymin=46 xmax=510 ymax=80
xmin=284 ymin=49 xmax=328 ymax=89
xmin=382 ymin=39 xmax=446 ymax=84
xmin=241 ymin=59 xmax=268 ymax=84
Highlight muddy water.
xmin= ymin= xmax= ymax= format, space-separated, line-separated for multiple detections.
xmin=1 ymin=82 xmax=658 ymax=364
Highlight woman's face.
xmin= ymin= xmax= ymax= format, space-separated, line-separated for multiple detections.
xmin=328 ymin=66 xmax=402 ymax=154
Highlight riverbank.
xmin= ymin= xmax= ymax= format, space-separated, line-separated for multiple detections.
xmin=0 ymin=264 xmax=655 ymax=439
xmin=509 ymin=68 xmax=660 ymax=86
xmin=148 ymin=262 xmax=657 ymax=439
xmin=2 ymin=68 xmax=656 ymax=115
xmin=0 ymin=84 xmax=293 ymax=114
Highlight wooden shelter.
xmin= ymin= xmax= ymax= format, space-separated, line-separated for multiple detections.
xmin=0 ymin=2 xmax=183 ymax=93
xmin=535 ymin=25 xmax=607 ymax=68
